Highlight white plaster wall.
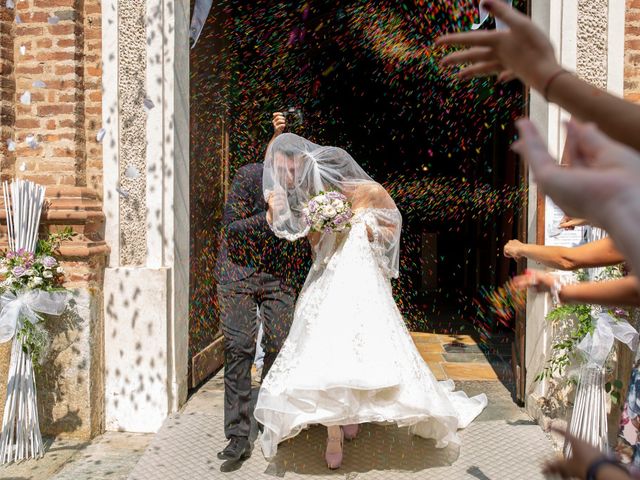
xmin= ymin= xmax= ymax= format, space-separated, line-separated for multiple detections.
xmin=526 ymin=0 xmax=625 ymax=414
xmin=102 ymin=0 xmax=190 ymax=432
xmin=104 ymin=267 xmax=170 ymax=432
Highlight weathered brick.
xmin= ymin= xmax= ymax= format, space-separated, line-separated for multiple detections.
xmin=626 ymin=1 xmax=640 ymax=103
xmin=37 ymin=104 xmax=75 ymax=116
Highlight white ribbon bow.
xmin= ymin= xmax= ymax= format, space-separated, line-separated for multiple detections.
xmin=0 ymin=290 xmax=69 ymax=343
xmin=472 ymin=0 xmax=513 ymax=31
xmin=577 ymin=312 xmax=639 ymax=368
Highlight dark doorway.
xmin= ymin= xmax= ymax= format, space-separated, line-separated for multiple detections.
xmin=189 ymin=0 xmax=528 ymax=394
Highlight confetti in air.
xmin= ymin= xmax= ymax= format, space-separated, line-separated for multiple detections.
xmin=20 ymin=91 xmax=31 ymax=105
xmin=25 ymin=135 xmax=38 ymax=149
xmin=125 ymin=165 xmax=140 ymax=179
xmin=96 ymin=128 xmax=106 ymax=143
xmin=189 ymin=0 xmax=527 ymax=358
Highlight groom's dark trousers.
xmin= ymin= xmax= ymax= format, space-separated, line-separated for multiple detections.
xmin=214 ymin=163 xmax=309 ymax=440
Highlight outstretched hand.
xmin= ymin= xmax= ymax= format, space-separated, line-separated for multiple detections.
xmin=511 ymin=269 xmax=555 ymax=293
xmin=511 ymin=119 xmax=640 ymax=230
xmin=436 ymin=0 xmax=560 ymax=90
xmin=542 ymin=427 xmax=630 ymax=480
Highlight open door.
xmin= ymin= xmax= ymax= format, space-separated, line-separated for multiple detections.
xmin=188 ymin=3 xmax=231 ymax=388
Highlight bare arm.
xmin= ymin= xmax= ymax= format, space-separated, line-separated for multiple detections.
xmin=504 ymin=238 xmax=624 ymax=270
xmin=513 ymin=271 xmax=640 ymax=307
xmin=546 ymin=74 xmax=640 ymax=152
xmin=560 ymin=276 xmax=640 ymax=307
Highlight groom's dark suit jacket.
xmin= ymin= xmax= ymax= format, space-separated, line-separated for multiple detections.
xmin=214 ymin=163 xmax=310 ymax=291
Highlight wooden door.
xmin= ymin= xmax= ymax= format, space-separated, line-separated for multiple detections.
xmin=188 ymin=3 xmax=231 ymax=388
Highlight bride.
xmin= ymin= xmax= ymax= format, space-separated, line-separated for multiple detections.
xmin=254 ymin=133 xmax=488 ymax=469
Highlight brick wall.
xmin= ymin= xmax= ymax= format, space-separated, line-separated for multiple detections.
xmin=0 ymin=1 xmax=107 ymax=440
xmin=626 ymin=0 xmax=640 ymax=101
xmin=8 ymin=0 xmax=102 ymax=194
xmin=0 ymin=4 xmax=15 ymax=179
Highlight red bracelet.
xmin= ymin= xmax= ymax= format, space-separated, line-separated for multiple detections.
xmin=543 ymin=69 xmax=570 ymax=101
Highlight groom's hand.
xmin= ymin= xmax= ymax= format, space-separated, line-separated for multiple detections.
xmin=266 ymin=189 xmax=287 ymax=224
xmin=272 ymin=112 xmax=286 ymax=136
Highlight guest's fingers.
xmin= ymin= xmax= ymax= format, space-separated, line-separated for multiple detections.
xmin=481 ymin=0 xmax=529 ymax=29
xmin=458 ymin=61 xmax=504 ymax=79
xmin=436 ymin=31 xmax=500 ymax=48
xmin=440 ymin=47 xmax=494 ymax=66
xmin=497 ymin=70 xmax=517 ymax=83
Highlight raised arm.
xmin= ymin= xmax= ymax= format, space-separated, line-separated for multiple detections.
xmin=437 ymin=0 xmax=640 ymax=151
xmin=504 ymin=238 xmax=624 ymax=270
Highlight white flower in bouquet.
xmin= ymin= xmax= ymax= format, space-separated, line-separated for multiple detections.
xmin=323 ymin=205 xmax=337 ymax=218
xmin=30 ymin=277 xmax=44 ymax=287
xmin=56 ymin=266 xmax=64 ymax=274
xmin=25 ymin=268 xmax=36 ymax=277
xmin=0 ymin=266 xmax=8 ymax=275
xmin=42 ymin=270 xmax=53 ymax=279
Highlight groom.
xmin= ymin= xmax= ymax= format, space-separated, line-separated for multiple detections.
xmin=214 ymin=112 xmax=310 ymax=462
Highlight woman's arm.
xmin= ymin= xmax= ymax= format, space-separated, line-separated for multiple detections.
xmin=513 ymin=270 xmax=640 ymax=307
xmin=560 ymin=277 xmax=640 ymax=307
xmin=504 ymin=238 xmax=624 ymax=270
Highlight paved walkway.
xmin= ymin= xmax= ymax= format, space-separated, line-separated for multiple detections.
xmin=127 ymin=373 xmax=555 ymax=479
xmin=1 ymin=333 xmax=554 ymax=479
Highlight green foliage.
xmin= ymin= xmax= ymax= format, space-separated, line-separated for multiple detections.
xmin=36 ymin=227 xmax=75 ymax=257
xmin=16 ymin=316 xmax=49 ymax=371
xmin=535 ymin=266 xmax=624 ymax=383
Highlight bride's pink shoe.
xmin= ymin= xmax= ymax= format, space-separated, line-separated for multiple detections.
xmin=342 ymin=424 xmax=359 ymax=440
xmin=325 ymin=428 xmax=344 ymax=469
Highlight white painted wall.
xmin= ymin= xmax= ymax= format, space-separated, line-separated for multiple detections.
xmin=525 ymin=0 xmax=626 ymax=413
xmin=102 ymin=0 xmax=190 ymax=432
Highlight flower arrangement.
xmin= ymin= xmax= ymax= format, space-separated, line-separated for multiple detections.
xmin=303 ymin=191 xmax=354 ymax=233
xmin=0 ymin=228 xmax=73 ymax=368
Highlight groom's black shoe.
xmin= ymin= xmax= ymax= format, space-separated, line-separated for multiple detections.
xmin=217 ymin=436 xmax=252 ymax=461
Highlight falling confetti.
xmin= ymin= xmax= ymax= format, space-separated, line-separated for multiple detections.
xmin=48 ymin=15 xmax=60 ymax=25
xmin=143 ymin=98 xmax=155 ymax=111
xmin=32 ymin=80 xmax=46 ymax=88
xmin=6 ymin=140 xmax=16 ymax=152
xmin=189 ymin=0 xmax=527 ymax=357
xmin=14 ymin=14 xmax=21 ymax=24
xmin=96 ymin=128 xmax=106 ymax=143
xmin=19 ymin=45 xmax=26 ymax=56
xmin=20 ymin=91 xmax=31 ymax=105
xmin=25 ymin=135 xmax=38 ymax=149
xmin=18 ymin=162 xmax=27 ymax=172
xmin=115 ymin=186 xmax=130 ymax=198
xmin=6 ymin=0 xmax=14 ymax=9
xmin=124 ymin=165 xmax=140 ymax=179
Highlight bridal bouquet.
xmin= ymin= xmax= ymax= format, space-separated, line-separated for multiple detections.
xmin=303 ymin=191 xmax=353 ymax=233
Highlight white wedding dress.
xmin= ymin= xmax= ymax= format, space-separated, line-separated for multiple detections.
xmin=254 ymin=208 xmax=488 ymax=459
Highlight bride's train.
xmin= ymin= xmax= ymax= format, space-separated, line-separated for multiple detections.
xmin=254 ymin=214 xmax=487 ymax=460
